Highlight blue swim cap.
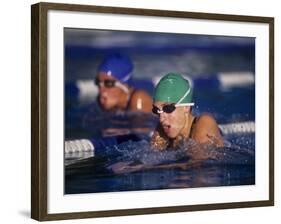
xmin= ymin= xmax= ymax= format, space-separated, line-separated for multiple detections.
xmin=98 ymin=53 xmax=133 ymax=83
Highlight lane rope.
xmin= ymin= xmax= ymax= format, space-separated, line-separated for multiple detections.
xmin=64 ymin=121 xmax=255 ymax=155
xmin=66 ymin=72 xmax=254 ymax=102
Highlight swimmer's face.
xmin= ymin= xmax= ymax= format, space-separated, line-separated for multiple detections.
xmin=96 ymin=72 xmax=124 ymax=111
xmin=154 ymin=101 xmax=188 ymax=139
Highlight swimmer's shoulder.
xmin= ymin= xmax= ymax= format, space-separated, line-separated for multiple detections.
xmin=129 ymin=89 xmax=153 ymax=112
xmin=131 ymin=89 xmax=152 ymax=101
xmin=194 ymin=113 xmax=218 ymax=127
xmin=191 ymin=113 xmax=224 ymax=146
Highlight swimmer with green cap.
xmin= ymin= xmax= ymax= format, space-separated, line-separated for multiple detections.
xmin=150 ymin=73 xmax=224 ymax=151
xmin=109 ymin=73 xmax=224 ymax=174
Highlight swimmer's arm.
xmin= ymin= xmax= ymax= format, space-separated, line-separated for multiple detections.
xmin=191 ymin=114 xmax=224 ymax=147
xmin=128 ymin=90 xmax=153 ymax=113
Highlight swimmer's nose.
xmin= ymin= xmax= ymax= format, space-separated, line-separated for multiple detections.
xmin=159 ymin=112 xmax=167 ymax=123
xmin=99 ymin=86 xmax=108 ymax=94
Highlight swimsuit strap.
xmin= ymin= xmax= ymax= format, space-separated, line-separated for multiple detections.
xmin=189 ymin=116 xmax=198 ymax=138
xmin=126 ymin=88 xmax=137 ymax=110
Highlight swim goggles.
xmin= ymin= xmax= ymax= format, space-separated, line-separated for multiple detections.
xmin=152 ymin=88 xmax=194 ymax=115
xmin=152 ymin=103 xmax=178 ymax=114
xmin=95 ymin=79 xmax=117 ymax=88
xmin=152 ymin=102 xmax=195 ymax=115
xmin=95 ymin=78 xmax=129 ymax=93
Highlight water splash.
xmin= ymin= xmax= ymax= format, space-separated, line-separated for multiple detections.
xmin=65 ymin=134 xmax=255 ymax=193
xmin=101 ymin=135 xmax=254 ymax=175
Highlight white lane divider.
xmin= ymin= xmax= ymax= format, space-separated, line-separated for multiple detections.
xmin=64 ymin=121 xmax=255 ymax=156
xmin=69 ymin=72 xmax=254 ymax=102
xmin=219 ymin=121 xmax=255 ymax=135
xmin=218 ymin=72 xmax=254 ymax=88
xmin=65 ymin=139 xmax=95 ymax=154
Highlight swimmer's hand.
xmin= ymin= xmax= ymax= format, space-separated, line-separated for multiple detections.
xmin=108 ymin=161 xmax=145 ymax=174
xmin=108 ymin=160 xmax=203 ymax=174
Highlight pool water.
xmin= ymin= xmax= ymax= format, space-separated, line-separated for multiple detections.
xmin=65 ymin=84 xmax=255 ymax=194
xmin=64 ymin=31 xmax=255 ymax=194
xmin=65 ymin=133 xmax=255 ymax=194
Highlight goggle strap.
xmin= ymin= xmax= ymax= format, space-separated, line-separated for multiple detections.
xmin=115 ymin=82 xmax=129 ymax=94
xmin=175 ymin=103 xmax=195 ymax=107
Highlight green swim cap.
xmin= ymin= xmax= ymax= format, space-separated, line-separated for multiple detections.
xmin=154 ymin=73 xmax=194 ymax=105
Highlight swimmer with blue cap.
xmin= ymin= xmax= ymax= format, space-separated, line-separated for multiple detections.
xmin=150 ymin=73 xmax=224 ymax=151
xmin=95 ymin=53 xmax=152 ymax=112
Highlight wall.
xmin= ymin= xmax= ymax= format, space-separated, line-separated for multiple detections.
xmin=0 ymin=0 xmax=279 ymax=223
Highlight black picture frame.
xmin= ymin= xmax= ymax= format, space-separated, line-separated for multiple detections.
xmin=31 ymin=2 xmax=274 ymax=221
